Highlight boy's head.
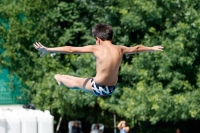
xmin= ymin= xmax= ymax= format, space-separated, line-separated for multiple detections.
xmin=92 ymin=24 xmax=113 ymax=41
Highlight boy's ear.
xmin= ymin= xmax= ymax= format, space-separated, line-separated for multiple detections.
xmin=96 ymin=37 xmax=101 ymax=45
xmin=96 ymin=37 xmax=101 ymax=41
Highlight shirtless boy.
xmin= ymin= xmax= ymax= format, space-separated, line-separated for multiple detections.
xmin=33 ymin=24 xmax=163 ymax=96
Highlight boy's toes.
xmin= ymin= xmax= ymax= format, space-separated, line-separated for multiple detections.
xmin=54 ymin=74 xmax=62 ymax=85
xmin=57 ymin=81 xmax=62 ymax=85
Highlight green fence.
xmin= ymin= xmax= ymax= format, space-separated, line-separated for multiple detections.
xmin=0 ymin=16 xmax=27 ymax=104
xmin=0 ymin=69 xmax=27 ymax=105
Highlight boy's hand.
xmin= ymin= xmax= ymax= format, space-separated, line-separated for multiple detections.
xmin=33 ymin=42 xmax=48 ymax=57
xmin=152 ymin=46 xmax=164 ymax=51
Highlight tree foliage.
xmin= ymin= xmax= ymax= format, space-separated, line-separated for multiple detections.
xmin=99 ymin=0 xmax=200 ymax=125
xmin=1 ymin=0 xmax=200 ymax=129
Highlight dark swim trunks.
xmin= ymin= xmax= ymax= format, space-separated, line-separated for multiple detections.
xmin=91 ymin=79 xmax=116 ymax=96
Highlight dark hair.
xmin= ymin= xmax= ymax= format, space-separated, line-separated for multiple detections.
xmin=94 ymin=124 xmax=99 ymax=129
xmin=92 ymin=24 xmax=113 ymax=41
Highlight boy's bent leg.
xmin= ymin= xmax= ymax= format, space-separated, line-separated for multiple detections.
xmin=54 ymin=74 xmax=95 ymax=95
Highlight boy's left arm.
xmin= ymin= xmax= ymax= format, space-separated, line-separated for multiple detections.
xmin=120 ymin=45 xmax=163 ymax=54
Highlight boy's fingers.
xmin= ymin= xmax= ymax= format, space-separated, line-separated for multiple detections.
xmin=35 ymin=42 xmax=40 ymax=47
xmin=34 ymin=43 xmax=39 ymax=47
xmin=38 ymin=42 xmax=43 ymax=47
xmin=33 ymin=44 xmax=39 ymax=49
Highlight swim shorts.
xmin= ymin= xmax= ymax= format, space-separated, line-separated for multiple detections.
xmin=91 ymin=79 xmax=116 ymax=96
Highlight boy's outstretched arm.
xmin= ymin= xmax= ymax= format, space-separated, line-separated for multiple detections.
xmin=33 ymin=42 xmax=95 ymax=56
xmin=120 ymin=45 xmax=163 ymax=54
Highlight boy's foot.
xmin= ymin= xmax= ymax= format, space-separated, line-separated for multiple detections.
xmin=54 ymin=74 xmax=62 ymax=85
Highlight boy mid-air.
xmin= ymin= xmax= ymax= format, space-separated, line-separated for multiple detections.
xmin=33 ymin=24 xmax=163 ymax=96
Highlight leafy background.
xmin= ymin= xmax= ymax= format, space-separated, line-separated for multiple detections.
xmin=1 ymin=0 xmax=200 ymax=132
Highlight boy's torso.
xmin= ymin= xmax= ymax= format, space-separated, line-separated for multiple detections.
xmin=93 ymin=43 xmax=122 ymax=86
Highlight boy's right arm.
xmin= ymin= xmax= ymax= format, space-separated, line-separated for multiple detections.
xmin=117 ymin=121 xmax=124 ymax=129
xmin=117 ymin=121 xmax=122 ymax=129
xmin=33 ymin=42 xmax=96 ymax=56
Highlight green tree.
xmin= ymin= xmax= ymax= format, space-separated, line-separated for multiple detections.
xmin=1 ymin=0 xmax=200 ymax=131
xmin=99 ymin=0 xmax=200 ymax=126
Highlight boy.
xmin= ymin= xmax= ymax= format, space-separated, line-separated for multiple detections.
xmin=33 ymin=24 xmax=163 ymax=96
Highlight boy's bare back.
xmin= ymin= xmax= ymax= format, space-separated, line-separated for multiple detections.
xmin=93 ymin=42 xmax=123 ymax=86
